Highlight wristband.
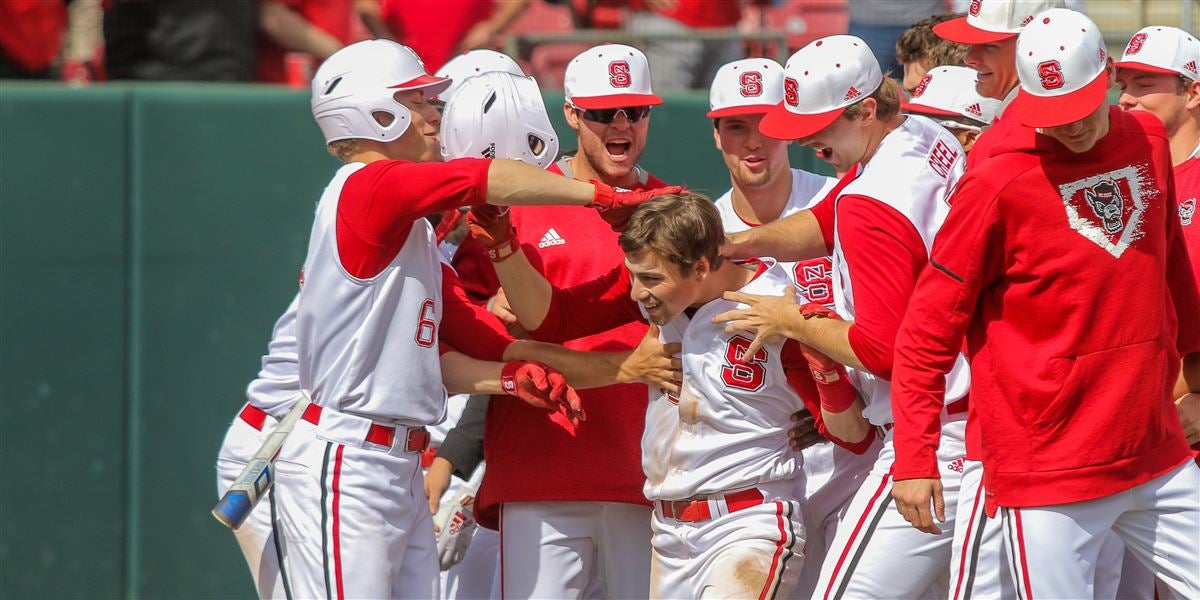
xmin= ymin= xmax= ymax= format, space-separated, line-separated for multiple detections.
xmin=816 ymin=366 xmax=856 ymax=413
xmin=810 ymin=366 xmax=841 ymax=383
xmin=500 ymin=360 xmax=520 ymax=395
xmin=485 ymin=235 xmax=520 ymax=263
xmin=590 ymin=180 xmax=615 ymax=212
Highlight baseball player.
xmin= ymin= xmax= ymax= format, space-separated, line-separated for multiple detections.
xmin=933 ymin=0 xmax=1064 ymax=167
xmin=704 ymin=57 xmax=883 ymax=597
xmin=894 ymin=13 xmax=968 ymax=93
xmin=472 ymin=192 xmax=876 ymax=598
xmin=269 ymin=39 xmax=675 ymax=599
xmin=712 ymin=36 xmax=982 ymax=599
xmin=902 ymin=65 xmax=1001 ymax=153
xmin=889 ymin=9 xmax=1200 ymax=599
xmin=444 ymin=44 xmax=672 ymax=600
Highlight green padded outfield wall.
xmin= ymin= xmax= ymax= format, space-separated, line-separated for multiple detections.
xmin=0 ymin=81 xmax=832 ymax=598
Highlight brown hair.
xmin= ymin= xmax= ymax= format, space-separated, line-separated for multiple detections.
xmin=842 ymin=76 xmax=903 ymax=122
xmin=618 ymin=193 xmax=724 ymax=274
xmin=896 ymin=13 xmax=968 ymax=68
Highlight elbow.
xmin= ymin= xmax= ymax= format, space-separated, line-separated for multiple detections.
xmin=259 ymin=2 xmax=286 ymax=37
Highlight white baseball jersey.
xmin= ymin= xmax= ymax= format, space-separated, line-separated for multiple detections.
xmin=643 ymin=260 xmax=805 ymax=501
xmin=715 ymin=168 xmax=838 ymax=307
xmin=832 ymin=115 xmax=971 ymax=426
xmin=247 ymin=293 xmax=302 ymax=417
xmin=296 ymin=162 xmax=446 ymax=425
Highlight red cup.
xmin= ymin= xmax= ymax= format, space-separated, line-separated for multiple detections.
xmin=285 ymin=52 xmax=315 ymax=89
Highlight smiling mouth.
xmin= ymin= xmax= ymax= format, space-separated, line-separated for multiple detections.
xmin=642 ymin=300 xmax=661 ymax=311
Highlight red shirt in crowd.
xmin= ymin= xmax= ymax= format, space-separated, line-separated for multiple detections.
xmin=890 ymin=108 xmax=1200 ymax=510
xmin=0 ymin=0 xmax=66 ymax=73
xmin=631 ymin=0 xmax=742 ymax=29
xmin=380 ymin=0 xmax=493 ymax=74
xmin=257 ymin=0 xmax=353 ymax=84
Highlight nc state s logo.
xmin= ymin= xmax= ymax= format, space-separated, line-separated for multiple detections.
xmin=969 ymin=0 xmax=982 ymax=16
xmin=784 ymin=77 xmax=799 ymax=107
xmin=1037 ymin=60 xmax=1065 ymax=90
xmin=739 ymin=71 xmax=763 ymax=97
xmin=913 ymin=73 xmax=932 ymax=97
xmin=1126 ymin=33 xmax=1147 ymax=55
xmin=609 ymin=61 xmax=631 ymax=88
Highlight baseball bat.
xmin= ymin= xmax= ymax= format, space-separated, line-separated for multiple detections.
xmin=212 ymin=398 xmax=311 ymax=530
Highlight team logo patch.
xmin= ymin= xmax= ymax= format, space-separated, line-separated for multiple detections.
xmin=1186 ymin=60 xmax=1198 ymax=75
xmin=844 ymin=86 xmax=862 ymax=101
xmin=1057 ymin=165 xmax=1156 ymax=258
xmin=608 ymin=60 xmax=631 ymax=88
xmin=913 ymin=74 xmax=932 ymax=98
xmin=969 ymin=0 xmax=981 ymax=16
xmin=947 ymin=458 xmax=965 ymax=473
xmin=1037 ymin=60 xmax=1065 ymax=90
xmin=739 ymin=71 xmax=763 ymax=97
xmin=1181 ymin=198 xmax=1196 ymax=226
xmin=480 ymin=143 xmax=496 ymax=159
xmin=538 ymin=227 xmax=566 ymax=248
xmin=1126 ymin=32 xmax=1147 ymax=55
xmin=1020 ymin=15 xmax=1034 ymax=26
xmin=784 ymin=77 xmax=799 ymax=107
xmin=965 ymin=102 xmax=983 ymax=117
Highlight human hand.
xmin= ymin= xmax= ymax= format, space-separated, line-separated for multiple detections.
xmin=456 ymin=20 xmax=496 ymax=53
xmin=589 ymin=181 xmax=684 ymax=231
xmin=719 ymin=230 xmax=755 ymax=260
xmin=488 ymin=289 xmax=529 ymax=338
xmin=1176 ymin=393 xmax=1200 ymax=445
xmin=467 ymin=205 xmax=517 ymax=261
xmin=711 ymin=290 xmax=803 ymax=360
xmin=424 ymin=456 xmax=454 ymax=516
xmin=618 ymin=324 xmax=683 ymax=393
xmin=892 ymin=478 xmax=945 ymax=535
xmin=788 ymin=408 xmax=826 ymax=451
xmin=501 ymin=360 xmax=586 ymax=425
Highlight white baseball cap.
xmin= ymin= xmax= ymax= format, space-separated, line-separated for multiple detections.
xmin=1115 ymin=26 xmax=1200 ymax=81
xmin=434 ymin=49 xmax=525 ymax=103
xmin=1009 ymin=9 xmax=1109 ymax=128
xmin=759 ymin=35 xmax=882 ymax=140
xmin=902 ymin=66 xmax=1001 ymax=125
xmin=564 ymin=44 xmax=663 ymax=109
xmin=934 ymin=0 xmax=1064 ymax=44
xmin=707 ymin=58 xmax=785 ymax=118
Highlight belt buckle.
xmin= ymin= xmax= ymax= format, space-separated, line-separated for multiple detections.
xmin=406 ymin=428 xmax=430 ymax=453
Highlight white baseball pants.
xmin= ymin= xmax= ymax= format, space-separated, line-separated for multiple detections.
xmin=498 ymin=501 xmax=651 ymax=599
xmin=215 ymin=405 xmax=287 ymax=599
xmin=948 ymin=459 xmax=1013 ymax=600
xmin=1001 ymin=460 xmax=1200 ymax=600
xmin=273 ymin=418 xmax=439 ymax=599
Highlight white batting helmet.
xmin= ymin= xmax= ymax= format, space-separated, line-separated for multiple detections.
xmin=434 ymin=49 xmax=525 ymax=104
xmin=440 ymin=72 xmax=560 ymax=169
xmin=310 ymin=39 xmax=451 ymax=144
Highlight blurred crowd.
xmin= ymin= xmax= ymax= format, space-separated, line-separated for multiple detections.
xmin=0 ymin=0 xmax=1085 ymax=90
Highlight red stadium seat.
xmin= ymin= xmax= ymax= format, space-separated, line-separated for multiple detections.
xmin=529 ymin=43 xmax=590 ymax=89
xmin=760 ymin=0 xmax=849 ymax=52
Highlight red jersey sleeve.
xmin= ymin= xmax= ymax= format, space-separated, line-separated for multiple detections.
xmin=781 ymin=340 xmax=875 ymax=454
xmin=1162 ymin=167 xmax=1200 ymax=354
xmin=438 ymin=264 xmax=513 ymax=362
xmin=891 ymin=176 xmax=1006 ymax=481
xmin=337 ymin=158 xmax=490 ymax=279
xmin=529 ymin=265 xmax=645 ymax=343
xmin=836 ymin=195 xmax=928 ymax=380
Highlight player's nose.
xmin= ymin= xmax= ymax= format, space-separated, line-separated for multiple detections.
xmin=1116 ymin=92 xmax=1137 ymax=111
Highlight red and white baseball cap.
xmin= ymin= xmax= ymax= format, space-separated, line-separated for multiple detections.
xmin=1008 ymin=8 xmax=1109 ymax=128
xmin=434 ymin=49 xmax=525 ymax=103
xmin=1115 ymin=26 xmax=1200 ymax=81
xmin=934 ymin=0 xmax=1064 ymax=44
xmin=707 ymin=58 xmax=785 ymax=118
xmin=564 ymin=44 xmax=663 ymax=109
xmin=759 ymin=35 xmax=882 ymax=140
xmin=902 ymin=65 xmax=1001 ymax=125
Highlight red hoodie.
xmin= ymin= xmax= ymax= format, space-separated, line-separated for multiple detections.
xmin=891 ymin=107 xmax=1200 ymax=510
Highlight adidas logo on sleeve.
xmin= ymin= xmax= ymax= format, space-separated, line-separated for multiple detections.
xmin=538 ymin=228 xmax=567 ymax=248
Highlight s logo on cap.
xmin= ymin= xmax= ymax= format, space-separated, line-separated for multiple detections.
xmin=784 ymin=77 xmax=799 ymax=107
xmin=1125 ymin=32 xmax=1147 ymax=55
xmin=1037 ymin=60 xmax=1065 ymax=90
xmin=913 ymin=73 xmax=933 ymax=98
xmin=969 ymin=0 xmax=982 ymax=17
xmin=609 ymin=61 xmax=631 ymax=88
xmin=739 ymin=72 xmax=763 ymax=97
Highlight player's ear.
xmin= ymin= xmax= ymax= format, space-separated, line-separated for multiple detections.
xmin=712 ymin=123 xmax=723 ymax=151
xmin=1185 ymin=78 xmax=1200 ymax=111
xmin=564 ymin=103 xmax=581 ymax=131
xmin=960 ymin=130 xmax=980 ymax=153
xmin=693 ymin=256 xmax=711 ymax=279
xmin=859 ymin=98 xmax=878 ymax=127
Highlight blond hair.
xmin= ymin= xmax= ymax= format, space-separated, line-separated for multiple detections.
xmin=842 ymin=76 xmax=903 ymax=122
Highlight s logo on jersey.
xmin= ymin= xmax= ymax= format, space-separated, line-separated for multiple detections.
xmin=609 ymin=61 xmax=631 ymax=88
xmin=722 ymin=336 xmax=767 ymax=392
xmin=1125 ymin=33 xmax=1147 ymax=55
xmin=1180 ymin=198 xmax=1196 ymax=226
xmin=1057 ymin=165 xmax=1156 ymax=258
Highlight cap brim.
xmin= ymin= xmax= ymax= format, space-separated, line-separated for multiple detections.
xmin=1010 ymin=70 xmax=1109 ymax=128
xmin=933 ymin=18 xmax=1016 ymax=45
xmin=569 ymin=94 xmax=665 ymax=109
xmin=901 ymin=99 xmax=963 ymax=118
xmin=706 ymin=104 xmax=775 ymax=118
xmin=758 ymin=101 xmax=844 ymax=140
xmin=1114 ymin=61 xmax=1186 ymax=77
xmin=390 ymin=74 xmax=452 ymax=95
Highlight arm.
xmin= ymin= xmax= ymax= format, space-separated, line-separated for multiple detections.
xmin=259 ymin=1 xmax=343 ymax=59
xmin=436 ymin=395 xmax=489 ymax=480
xmin=503 ymin=324 xmax=683 ymax=394
xmin=890 ymin=178 xmax=1005 ymax=534
xmin=782 ymin=339 xmax=873 ymax=451
xmin=722 ymin=209 xmax=831 ymax=263
xmin=455 ymin=0 xmax=532 ymax=52
xmin=353 ymin=0 xmax=395 ymax=40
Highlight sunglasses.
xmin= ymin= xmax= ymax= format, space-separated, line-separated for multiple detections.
xmin=574 ymin=105 xmax=652 ymax=124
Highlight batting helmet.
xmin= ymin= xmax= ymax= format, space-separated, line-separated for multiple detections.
xmin=440 ymin=72 xmax=559 ymax=169
xmin=434 ymin=49 xmax=525 ymax=104
xmin=310 ymin=40 xmax=451 ymax=144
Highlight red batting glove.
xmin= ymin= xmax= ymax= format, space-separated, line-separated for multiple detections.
xmin=500 ymin=361 xmax=587 ymax=425
xmin=588 ymin=181 xmax=684 ymax=231
xmin=800 ymin=302 xmax=842 ymax=321
xmin=466 ymin=205 xmax=519 ymax=262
